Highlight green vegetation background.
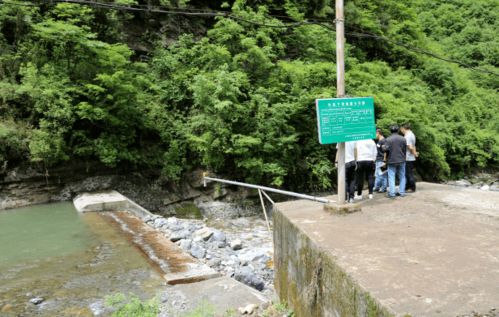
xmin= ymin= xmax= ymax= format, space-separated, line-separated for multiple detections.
xmin=0 ymin=0 xmax=497 ymax=190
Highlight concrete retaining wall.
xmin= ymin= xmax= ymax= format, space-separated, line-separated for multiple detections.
xmin=73 ymin=191 xmax=153 ymax=218
xmin=273 ymin=209 xmax=394 ymax=317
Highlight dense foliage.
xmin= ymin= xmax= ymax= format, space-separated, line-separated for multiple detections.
xmin=0 ymin=0 xmax=497 ymax=189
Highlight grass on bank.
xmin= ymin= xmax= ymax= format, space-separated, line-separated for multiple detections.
xmin=105 ymin=293 xmax=159 ymax=317
xmin=105 ymin=293 xmax=293 ymax=317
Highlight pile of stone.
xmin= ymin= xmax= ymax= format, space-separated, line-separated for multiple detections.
xmin=445 ymin=172 xmax=499 ymax=192
xmin=143 ymin=214 xmax=275 ymax=297
xmin=446 ymin=179 xmax=499 ymax=191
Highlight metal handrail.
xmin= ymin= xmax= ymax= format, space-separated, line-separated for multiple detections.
xmin=204 ymin=175 xmax=335 ymax=232
xmin=203 ymin=176 xmax=335 ymax=204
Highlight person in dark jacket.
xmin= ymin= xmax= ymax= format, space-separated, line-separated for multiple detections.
xmin=383 ymin=125 xmax=407 ymax=198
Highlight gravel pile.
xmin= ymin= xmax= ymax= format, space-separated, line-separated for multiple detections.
xmin=143 ymin=214 xmax=275 ymax=297
xmin=445 ymin=172 xmax=499 ymax=192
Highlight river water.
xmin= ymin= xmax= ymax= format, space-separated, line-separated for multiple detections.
xmin=0 ymin=202 xmax=166 ymax=316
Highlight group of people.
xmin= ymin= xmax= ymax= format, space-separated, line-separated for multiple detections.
xmin=336 ymin=124 xmax=418 ymax=203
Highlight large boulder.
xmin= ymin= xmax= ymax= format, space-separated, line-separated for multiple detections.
xmin=234 ymin=267 xmax=265 ymax=291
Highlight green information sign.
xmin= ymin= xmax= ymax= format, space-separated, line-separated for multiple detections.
xmin=316 ymin=97 xmax=376 ymax=144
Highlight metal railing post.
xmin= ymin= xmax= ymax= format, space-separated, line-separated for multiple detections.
xmin=258 ymin=189 xmax=271 ymax=232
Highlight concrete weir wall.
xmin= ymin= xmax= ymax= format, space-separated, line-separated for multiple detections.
xmin=72 ymin=190 xmax=270 ymax=315
xmin=273 ymin=209 xmax=393 ymax=317
xmin=73 ymin=190 xmax=153 ymax=218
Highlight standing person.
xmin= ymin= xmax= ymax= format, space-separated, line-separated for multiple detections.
xmin=354 ymin=138 xmax=377 ymax=200
xmin=336 ymin=141 xmax=357 ymax=203
xmin=400 ymin=123 xmax=418 ymax=192
xmin=373 ymin=128 xmax=388 ymax=193
xmin=383 ymin=125 xmax=407 ymax=198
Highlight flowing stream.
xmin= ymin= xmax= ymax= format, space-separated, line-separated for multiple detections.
xmin=0 ymin=202 xmax=166 ymax=316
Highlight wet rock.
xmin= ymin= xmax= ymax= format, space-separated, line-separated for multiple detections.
xmin=468 ymin=172 xmax=497 ymax=186
xmin=230 ymin=239 xmax=243 ymax=250
xmin=209 ymin=240 xmax=226 ymax=249
xmin=198 ymin=201 xmax=259 ymax=219
xmin=179 ymin=239 xmax=192 ymax=251
xmin=490 ymin=182 xmax=499 ymax=192
xmin=231 ymin=218 xmax=251 ymax=228
xmin=234 ymin=266 xmax=265 ymax=291
xmin=454 ymin=180 xmax=472 ymax=187
xmin=168 ymin=224 xmax=183 ymax=232
xmin=37 ymin=299 xmax=59 ymax=311
xmin=88 ymin=300 xmax=106 ymax=316
xmin=154 ymin=218 xmax=168 ymax=228
xmin=194 ymin=227 xmax=214 ymax=241
xmin=238 ymin=248 xmax=271 ymax=264
xmin=193 ymin=236 xmax=204 ymax=243
xmin=167 ymin=217 xmax=179 ymax=226
xmin=223 ymin=255 xmax=241 ymax=267
xmin=238 ymin=303 xmax=257 ymax=315
xmin=190 ymin=244 xmax=206 ymax=259
xmin=207 ymin=258 xmax=221 ymax=267
xmin=160 ymin=292 xmax=169 ymax=303
xmin=30 ymin=297 xmax=44 ymax=305
xmin=170 ymin=229 xmax=190 ymax=242
xmin=210 ymin=230 xmax=227 ymax=242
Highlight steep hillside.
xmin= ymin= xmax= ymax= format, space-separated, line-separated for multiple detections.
xmin=0 ymin=0 xmax=497 ymax=190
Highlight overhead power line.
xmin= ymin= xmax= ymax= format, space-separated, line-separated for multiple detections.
xmin=315 ymin=22 xmax=499 ymax=77
xmin=1 ymin=0 xmax=497 ymax=76
xmin=0 ymin=0 xmax=320 ymax=27
xmin=345 ymin=31 xmax=499 ymax=77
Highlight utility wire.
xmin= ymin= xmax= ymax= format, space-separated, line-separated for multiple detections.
xmin=2 ymin=0 xmax=319 ymax=27
xmin=345 ymin=31 xmax=499 ymax=77
xmin=0 ymin=0 xmax=36 ymax=5
xmin=1 ymin=0 xmax=497 ymax=76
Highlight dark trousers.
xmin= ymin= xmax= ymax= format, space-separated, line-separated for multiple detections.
xmin=345 ymin=161 xmax=356 ymax=200
xmin=356 ymin=160 xmax=375 ymax=195
xmin=406 ymin=160 xmax=416 ymax=191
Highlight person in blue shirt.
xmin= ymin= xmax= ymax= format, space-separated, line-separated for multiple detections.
xmin=373 ymin=128 xmax=388 ymax=193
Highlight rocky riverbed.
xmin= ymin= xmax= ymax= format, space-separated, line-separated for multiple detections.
xmin=445 ymin=172 xmax=499 ymax=192
xmin=0 ymin=200 xmax=274 ymax=317
xmin=144 ymin=212 xmax=275 ymax=298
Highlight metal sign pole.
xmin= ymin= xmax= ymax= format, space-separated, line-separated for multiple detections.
xmin=336 ymin=0 xmax=346 ymax=204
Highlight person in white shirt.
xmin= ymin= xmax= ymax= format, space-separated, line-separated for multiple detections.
xmin=354 ymin=138 xmax=377 ymax=199
xmin=336 ymin=141 xmax=357 ymax=203
xmin=400 ymin=123 xmax=418 ymax=192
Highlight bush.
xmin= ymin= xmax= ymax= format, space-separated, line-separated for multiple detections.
xmin=105 ymin=293 xmax=159 ymax=317
xmin=0 ymin=121 xmax=30 ymax=169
